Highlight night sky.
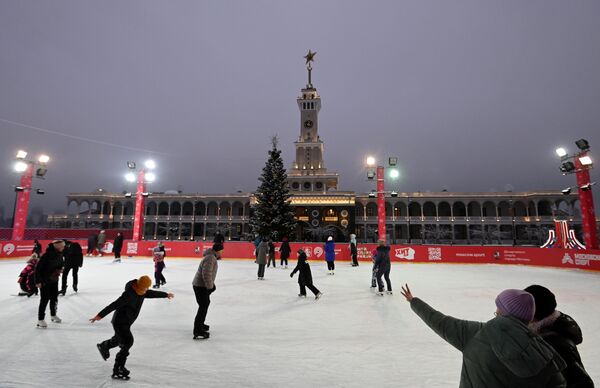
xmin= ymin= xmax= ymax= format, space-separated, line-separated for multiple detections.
xmin=1 ymin=1 xmax=599 ymax=217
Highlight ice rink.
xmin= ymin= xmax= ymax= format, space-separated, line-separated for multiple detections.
xmin=0 ymin=257 xmax=598 ymax=387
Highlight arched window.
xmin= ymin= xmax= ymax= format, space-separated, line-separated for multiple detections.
xmin=538 ymin=200 xmax=553 ymax=216
xmin=102 ymin=201 xmax=111 ymax=215
xmin=394 ymin=202 xmax=407 ymax=217
xmin=482 ymin=201 xmax=496 ymax=217
xmin=207 ymin=202 xmax=219 ymax=216
xmin=423 ymin=202 xmax=436 ymax=217
xmin=182 ymin=202 xmax=194 ymax=216
xmin=158 ymin=202 xmax=169 ymax=216
xmin=170 ymin=202 xmax=181 ymax=216
xmin=123 ymin=201 xmax=134 ymax=216
xmin=366 ymin=203 xmax=377 ymax=217
xmin=514 ymin=201 xmax=527 ymax=216
xmin=452 ymin=202 xmax=466 ymax=217
xmin=498 ymin=201 xmax=510 ymax=217
xmin=438 ymin=202 xmax=451 ymax=217
xmin=467 ymin=201 xmax=481 ymax=217
xmin=408 ymin=202 xmax=421 ymax=217
xmin=355 ymin=204 xmax=364 ymax=217
xmin=145 ymin=202 xmax=156 ymax=216
xmin=195 ymin=202 xmax=206 ymax=216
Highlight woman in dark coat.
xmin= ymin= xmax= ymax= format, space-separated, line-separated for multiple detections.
xmin=113 ymin=233 xmax=124 ymax=262
xmin=279 ymin=237 xmax=291 ymax=268
xmin=290 ymin=249 xmax=322 ymax=299
xmin=374 ymin=240 xmax=392 ymax=295
xmin=32 ymin=240 xmax=42 ymax=256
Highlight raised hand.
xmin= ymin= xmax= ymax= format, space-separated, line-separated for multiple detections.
xmin=400 ymin=284 xmax=414 ymax=302
xmin=89 ymin=315 xmax=102 ymax=323
xmin=167 ymin=293 xmax=175 ymax=299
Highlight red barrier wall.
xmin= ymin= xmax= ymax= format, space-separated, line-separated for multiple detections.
xmin=1 ymin=240 xmax=599 ymax=272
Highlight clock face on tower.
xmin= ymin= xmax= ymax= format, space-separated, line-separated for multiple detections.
xmin=304 ymin=120 xmax=313 ymax=129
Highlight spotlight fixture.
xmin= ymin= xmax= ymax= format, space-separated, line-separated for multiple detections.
xmin=575 ymin=139 xmax=590 ymax=152
xmin=141 ymin=192 xmax=150 ymax=197
xmin=580 ymin=182 xmax=595 ymax=191
xmin=35 ymin=167 xmax=48 ymax=178
xmin=127 ymin=161 xmax=136 ymax=169
xmin=368 ymin=190 xmax=376 ymax=198
xmin=366 ymin=156 xmax=376 ymax=166
xmin=579 ymin=155 xmax=593 ymax=166
xmin=561 ymin=187 xmax=572 ymax=195
xmin=391 ymin=191 xmax=398 ymax=197
xmin=124 ymin=192 xmax=133 ymax=198
xmin=14 ymin=161 xmax=28 ymax=173
xmin=145 ymin=172 xmax=156 ymax=182
xmin=559 ymin=161 xmax=576 ymax=174
xmin=144 ymin=160 xmax=156 ymax=170
xmin=555 ymin=148 xmax=567 ymax=158
xmin=38 ymin=155 xmax=50 ymax=164
xmin=36 ymin=189 xmax=45 ymax=195
xmin=125 ymin=172 xmax=136 ymax=182
xmin=367 ymin=171 xmax=375 ymax=180
xmin=388 ymin=157 xmax=398 ymax=166
xmin=16 ymin=150 xmax=28 ymax=159
xmin=389 ymin=169 xmax=400 ymax=179
xmin=14 ymin=186 xmax=25 ymax=192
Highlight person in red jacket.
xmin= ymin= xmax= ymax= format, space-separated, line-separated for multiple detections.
xmin=18 ymin=254 xmax=39 ymax=297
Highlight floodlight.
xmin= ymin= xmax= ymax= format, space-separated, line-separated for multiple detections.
xmin=145 ymin=172 xmax=156 ymax=182
xmin=388 ymin=157 xmax=398 ymax=166
xmin=141 ymin=192 xmax=150 ymax=197
xmin=575 ymin=139 xmax=590 ymax=151
xmin=124 ymin=192 xmax=133 ymax=198
xmin=14 ymin=186 xmax=25 ymax=192
xmin=144 ymin=160 xmax=156 ymax=170
xmin=580 ymin=182 xmax=595 ymax=191
xmin=559 ymin=161 xmax=575 ymax=173
xmin=579 ymin=155 xmax=593 ymax=166
xmin=16 ymin=150 xmax=27 ymax=159
xmin=125 ymin=172 xmax=136 ymax=182
xmin=127 ymin=161 xmax=136 ymax=169
xmin=368 ymin=190 xmax=376 ymax=198
xmin=555 ymin=148 xmax=567 ymax=158
xmin=389 ymin=169 xmax=399 ymax=179
xmin=36 ymin=189 xmax=45 ymax=195
xmin=367 ymin=171 xmax=375 ymax=180
xmin=35 ymin=167 xmax=48 ymax=177
xmin=561 ymin=187 xmax=571 ymax=195
xmin=390 ymin=191 xmax=398 ymax=197
xmin=14 ymin=161 xmax=28 ymax=173
xmin=38 ymin=154 xmax=50 ymax=164
xmin=366 ymin=156 xmax=376 ymax=166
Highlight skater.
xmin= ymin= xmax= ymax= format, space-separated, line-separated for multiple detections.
xmin=256 ymin=237 xmax=268 ymax=279
xmin=370 ymin=247 xmax=377 ymax=288
xmin=324 ymin=236 xmax=335 ymax=274
xmin=91 ymin=275 xmax=174 ymax=380
xmin=267 ymin=238 xmax=276 ymax=268
xmin=213 ymin=230 xmax=225 ymax=245
xmin=60 ymin=240 xmax=83 ymax=295
xmin=290 ymin=249 xmax=322 ymax=299
xmin=97 ymin=230 xmax=107 ymax=256
xmin=87 ymin=233 xmax=97 ymax=256
xmin=525 ymin=285 xmax=594 ymax=387
xmin=152 ymin=242 xmax=166 ymax=288
xmin=400 ymin=284 xmax=567 ymax=387
xmin=279 ymin=237 xmax=291 ymax=268
xmin=112 ymin=232 xmax=124 ymax=262
xmin=374 ymin=239 xmax=392 ymax=296
xmin=32 ymin=239 xmax=42 ymax=256
xmin=192 ymin=242 xmax=222 ymax=339
xmin=17 ymin=254 xmax=39 ymax=297
xmin=35 ymin=240 xmax=65 ymax=328
xmin=349 ymin=234 xmax=358 ymax=266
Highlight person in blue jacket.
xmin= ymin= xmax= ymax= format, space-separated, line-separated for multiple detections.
xmin=324 ymin=236 xmax=336 ymax=275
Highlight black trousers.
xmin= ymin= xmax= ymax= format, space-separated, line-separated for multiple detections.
xmin=193 ymin=286 xmax=211 ymax=335
xmin=326 ymin=261 xmax=335 ymax=271
xmin=61 ymin=266 xmax=79 ymax=292
xmin=299 ymin=281 xmax=320 ymax=296
xmin=114 ymin=251 xmax=121 ymax=259
xmin=280 ymin=255 xmax=289 ymax=266
xmin=371 ymin=263 xmax=377 ymax=287
xmin=257 ymin=264 xmax=266 ymax=278
xmin=376 ymin=267 xmax=392 ymax=292
xmin=267 ymin=255 xmax=276 ymax=267
xmin=87 ymin=245 xmax=95 ymax=255
xmin=100 ymin=322 xmax=134 ymax=368
xmin=154 ymin=261 xmax=166 ymax=285
xmin=351 ymin=253 xmax=359 ymax=266
xmin=38 ymin=282 xmax=58 ymax=320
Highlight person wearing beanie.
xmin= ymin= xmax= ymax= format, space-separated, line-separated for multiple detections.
xmin=35 ymin=240 xmax=65 ymax=328
xmin=90 ymin=275 xmax=174 ymax=379
xmin=192 ymin=243 xmax=222 ymax=339
xmin=525 ymin=285 xmax=594 ymax=388
xmin=290 ymin=249 xmax=322 ymax=299
xmin=279 ymin=237 xmax=291 ymax=268
xmin=324 ymin=236 xmax=336 ymax=275
xmin=152 ymin=241 xmax=167 ymax=288
xmin=400 ymin=284 xmax=567 ymax=387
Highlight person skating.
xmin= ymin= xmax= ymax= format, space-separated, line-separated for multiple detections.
xmin=267 ymin=238 xmax=276 ymax=268
xmin=374 ymin=239 xmax=392 ymax=296
xmin=17 ymin=254 xmax=39 ymax=297
xmin=60 ymin=240 xmax=83 ymax=295
xmin=279 ymin=237 xmax=291 ymax=268
xmin=90 ymin=275 xmax=174 ymax=380
xmin=349 ymin=234 xmax=359 ymax=267
xmin=192 ymin=243 xmax=222 ymax=339
xmin=34 ymin=240 xmax=65 ymax=328
xmin=32 ymin=240 xmax=42 ymax=256
xmin=324 ymin=236 xmax=335 ymax=275
xmin=213 ymin=230 xmax=225 ymax=245
xmin=290 ymin=249 xmax=322 ymax=300
xmin=152 ymin=242 xmax=167 ymax=288
xmin=97 ymin=230 xmax=107 ymax=256
xmin=400 ymin=284 xmax=567 ymax=387
xmin=256 ymin=237 xmax=268 ymax=280
xmin=112 ymin=232 xmax=124 ymax=262
xmin=86 ymin=233 xmax=97 ymax=256
xmin=525 ymin=285 xmax=594 ymax=387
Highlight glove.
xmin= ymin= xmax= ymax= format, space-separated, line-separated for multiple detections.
xmin=289 ymin=273 xmax=293 ymax=278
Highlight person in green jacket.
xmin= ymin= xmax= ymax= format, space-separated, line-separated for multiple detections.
xmin=400 ymin=284 xmax=567 ymax=388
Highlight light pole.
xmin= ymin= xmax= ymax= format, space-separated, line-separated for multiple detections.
xmin=11 ymin=150 xmax=50 ymax=240
xmin=556 ymin=139 xmax=598 ymax=250
xmin=125 ymin=160 xmax=156 ymax=241
xmin=366 ymin=156 xmax=399 ymax=243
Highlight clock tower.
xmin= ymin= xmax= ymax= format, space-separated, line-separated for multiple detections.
xmin=288 ymin=50 xmax=339 ymax=193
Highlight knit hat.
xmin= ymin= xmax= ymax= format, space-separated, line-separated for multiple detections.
xmin=132 ymin=276 xmax=152 ymax=295
xmin=327 ymin=236 xmax=333 ymax=241
xmin=212 ymin=242 xmax=224 ymax=252
xmin=524 ymin=285 xmax=557 ymax=320
xmin=495 ymin=289 xmax=536 ymax=323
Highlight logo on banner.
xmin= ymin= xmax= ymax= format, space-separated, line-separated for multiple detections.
xmin=428 ymin=247 xmax=442 ymax=261
xmin=562 ymin=254 xmax=573 ymax=265
xmin=395 ymin=247 xmax=415 ymax=260
xmin=2 ymin=243 xmax=15 ymax=256
xmin=126 ymin=242 xmax=138 ymax=255
xmin=314 ymin=247 xmax=323 ymax=258
xmin=105 ymin=242 xmax=114 ymax=253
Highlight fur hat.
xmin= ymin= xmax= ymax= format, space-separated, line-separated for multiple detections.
xmin=132 ymin=276 xmax=152 ymax=295
xmin=524 ymin=285 xmax=557 ymax=320
xmin=495 ymin=289 xmax=536 ymax=323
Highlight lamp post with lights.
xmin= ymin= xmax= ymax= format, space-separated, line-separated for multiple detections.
xmin=366 ymin=156 xmax=399 ymax=243
xmin=556 ymin=139 xmax=597 ymax=250
xmin=11 ymin=150 xmax=50 ymax=240
xmin=125 ymin=160 xmax=156 ymax=241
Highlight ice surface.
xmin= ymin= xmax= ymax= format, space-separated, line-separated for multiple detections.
xmin=0 ymin=258 xmax=598 ymax=387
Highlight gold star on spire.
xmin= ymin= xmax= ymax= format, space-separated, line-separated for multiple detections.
xmin=304 ymin=50 xmax=316 ymax=65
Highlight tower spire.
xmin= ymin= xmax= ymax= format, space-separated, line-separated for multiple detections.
xmin=304 ymin=50 xmax=316 ymax=88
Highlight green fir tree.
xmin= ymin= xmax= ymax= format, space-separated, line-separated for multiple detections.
xmin=250 ymin=136 xmax=297 ymax=240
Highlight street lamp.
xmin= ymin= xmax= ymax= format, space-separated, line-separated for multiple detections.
xmin=555 ymin=139 xmax=597 ymax=249
xmin=365 ymin=155 xmax=400 ymax=243
xmin=125 ymin=160 xmax=158 ymax=241
xmin=11 ymin=150 xmax=50 ymax=240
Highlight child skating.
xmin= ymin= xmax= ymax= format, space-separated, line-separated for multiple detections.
xmin=17 ymin=254 xmax=38 ymax=297
xmin=290 ymin=249 xmax=322 ymax=300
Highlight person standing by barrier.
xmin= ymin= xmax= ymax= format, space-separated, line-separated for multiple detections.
xmin=113 ymin=232 xmax=124 ymax=263
xmin=192 ymin=243 xmax=222 ymax=340
xmin=256 ymin=237 xmax=268 ymax=280
xmin=152 ymin=242 xmax=166 ymax=288
xmin=374 ymin=239 xmax=392 ymax=296
xmin=87 ymin=233 xmax=97 ymax=256
xmin=279 ymin=237 xmax=291 ymax=268
xmin=267 ymin=238 xmax=276 ymax=268
xmin=97 ymin=230 xmax=107 ymax=256
xmin=35 ymin=240 xmax=65 ymax=328
xmin=290 ymin=249 xmax=322 ymax=300
xmin=324 ymin=236 xmax=336 ymax=275
xmin=60 ymin=240 xmax=83 ymax=295
xmin=32 ymin=239 xmax=42 ymax=256
xmin=349 ymin=234 xmax=358 ymax=267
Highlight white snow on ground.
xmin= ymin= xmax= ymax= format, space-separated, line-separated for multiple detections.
xmin=0 ymin=258 xmax=598 ymax=388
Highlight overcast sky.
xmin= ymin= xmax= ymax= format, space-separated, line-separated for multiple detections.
xmin=1 ymin=1 xmax=599 ymax=215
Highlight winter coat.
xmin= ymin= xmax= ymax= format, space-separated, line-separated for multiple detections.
xmin=32 ymin=241 xmax=42 ymax=256
xmin=324 ymin=240 xmax=335 ymax=262
xmin=34 ymin=244 xmax=64 ymax=286
xmin=268 ymin=241 xmax=275 ymax=257
xmin=290 ymin=252 xmax=313 ymax=285
xmin=87 ymin=234 xmax=97 ymax=249
xmin=97 ymin=279 xmax=168 ymax=326
xmin=279 ymin=241 xmax=291 ymax=260
xmin=153 ymin=246 xmax=165 ymax=263
xmin=64 ymin=242 xmax=83 ymax=268
xmin=256 ymin=241 xmax=268 ymax=265
xmin=18 ymin=260 xmax=37 ymax=288
xmin=350 ymin=241 xmax=357 ymax=256
xmin=533 ymin=312 xmax=594 ymax=388
xmin=97 ymin=232 xmax=106 ymax=246
xmin=410 ymin=298 xmax=567 ymax=388
xmin=374 ymin=245 xmax=391 ymax=271
xmin=112 ymin=235 xmax=124 ymax=254
xmin=192 ymin=248 xmax=219 ymax=289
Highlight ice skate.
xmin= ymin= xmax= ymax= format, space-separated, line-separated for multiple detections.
xmin=97 ymin=343 xmax=110 ymax=361
xmin=376 ymin=291 xmax=384 ymax=296
xmin=315 ymin=292 xmax=323 ymax=300
xmin=160 ymin=280 xmax=166 ymax=286
xmin=36 ymin=320 xmax=47 ymax=328
xmin=112 ymin=365 xmax=130 ymax=380
xmin=113 ymin=258 xmax=121 ymax=263
xmin=152 ymin=284 xmax=159 ymax=289
xmin=386 ymin=291 xmax=393 ymax=295
xmin=298 ymin=294 xmax=307 ymax=298
xmin=51 ymin=315 xmax=62 ymax=323
xmin=193 ymin=331 xmax=210 ymax=340
xmin=58 ymin=289 xmax=66 ymax=296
